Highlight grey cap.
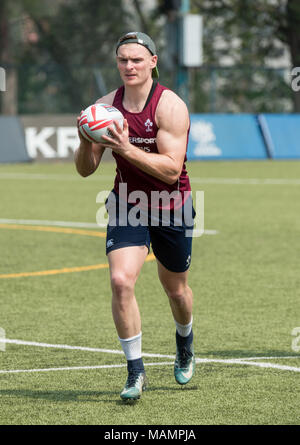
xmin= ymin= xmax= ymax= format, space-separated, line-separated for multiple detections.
xmin=116 ymin=32 xmax=159 ymax=78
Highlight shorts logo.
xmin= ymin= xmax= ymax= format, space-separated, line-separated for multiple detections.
xmin=186 ymin=255 xmax=191 ymax=267
xmin=144 ymin=118 xmax=153 ymax=132
xmin=107 ymin=238 xmax=114 ymax=248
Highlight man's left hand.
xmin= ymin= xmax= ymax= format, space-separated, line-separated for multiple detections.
xmin=100 ymin=119 xmax=134 ymax=155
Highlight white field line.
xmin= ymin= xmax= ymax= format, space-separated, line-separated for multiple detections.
xmin=0 ymin=218 xmax=102 ymax=229
xmin=1 ymin=359 xmax=300 ymax=376
xmin=1 ymin=172 xmax=300 ymax=185
xmin=0 ymin=362 xmax=174 ymax=375
xmin=0 ymin=219 xmax=219 ymax=235
xmin=195 ymin=358 xmax=300 ymax=373
xmin=190 ymin=177 xmax=300 ymax=185
xmin=0 ymin=338 xmax=300 ymax=374
xmin=0 ymin=173 xmax=111 ymax=181
xmin=0 ymin=338 xmax=175 ymax=359
xmin=227 ymin=356 xmax=300 ymax=361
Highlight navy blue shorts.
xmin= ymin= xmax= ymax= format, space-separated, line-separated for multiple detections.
xmin=105 ymin=190 xmax=195 ymax=273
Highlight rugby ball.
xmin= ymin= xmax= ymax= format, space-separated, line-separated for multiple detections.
xmin=78 ymin=103 xmax=124 ymax=143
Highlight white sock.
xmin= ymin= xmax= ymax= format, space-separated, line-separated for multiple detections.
xmin=175 ymin=317 xmax=193 ymax=338
xmin=118 ymin=332 xmax=142 ymax=361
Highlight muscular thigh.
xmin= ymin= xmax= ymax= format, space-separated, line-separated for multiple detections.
xmin=108 ymin=245 xmax=149 ymax=286
xmin=156 ymin=258 xmax=190 ymax=295
xmin=149 ymin=195 xmax=195 ymax=273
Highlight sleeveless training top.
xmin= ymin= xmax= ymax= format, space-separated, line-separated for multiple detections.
xmin=112 ymin=82 xmax=191 ymax=209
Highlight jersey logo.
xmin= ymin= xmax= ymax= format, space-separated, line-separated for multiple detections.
xmin=144 ymin=118 xmax=153 ymax=132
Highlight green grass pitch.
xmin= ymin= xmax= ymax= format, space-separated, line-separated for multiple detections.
xmin=0 ymin=160 xmax=299 ymax=425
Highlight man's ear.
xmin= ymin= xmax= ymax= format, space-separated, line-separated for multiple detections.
xmin=150 ymin=54 xmax=158 ymax=69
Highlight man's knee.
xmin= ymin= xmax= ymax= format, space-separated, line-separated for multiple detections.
xmin=110 ymin=271 xmax=136 ymax=298
xmin=164 ymin=285 xmax=191 ymax=303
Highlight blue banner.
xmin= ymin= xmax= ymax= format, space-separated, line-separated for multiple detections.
xmin=0 ymin=117 xmax=31 ymax=163
xmin=187 ymin=114 xmax=267 ymax=160
xmin=258 ymin=114 xmax=300 ymax=159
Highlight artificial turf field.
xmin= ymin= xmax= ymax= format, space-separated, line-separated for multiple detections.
xmin=0 ymin=160 xmax=299 ymax=425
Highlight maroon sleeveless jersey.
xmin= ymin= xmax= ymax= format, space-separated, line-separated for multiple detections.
xmin=112 ymin=82 xmax=191 ymax=209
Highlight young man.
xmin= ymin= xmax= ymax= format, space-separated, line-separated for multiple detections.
xmin=75 ymin=32 xmax=195 ymax=401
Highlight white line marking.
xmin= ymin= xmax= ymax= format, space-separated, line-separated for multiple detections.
xmin=0 ymin=338 xmax=175 ymax=359
xmin=227 ymin=356 xmax=300 ymax=361
xmin=0 ymin=338 xmax=128 ymax=355
xmin=0 ymin=362 xmax=174 ymax=375
xmin=194 ymin=358 xmax=300 ymax=373
xmin=0 ymin=219 xmax=219 ymax=235
xmin=190 ymin=177 xmax=300 ymax=185
xmin=1 ymin=359 xmax=300 ymax=375
xmin=234 ymin=360 xmax=300 ymax=373
xmin=1 ymin=338 xmax=299 ymax=374
xmin=0 ymin=218 xmax=102 ymax=229
xmin=1 ymin=172 xmax=300 ymax=185
xmin=0 ymin=173 xmax=110 ymax=181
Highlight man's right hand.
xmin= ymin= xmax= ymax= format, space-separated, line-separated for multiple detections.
xmin=77 ymin=111 xmax=92 ymax=148
xmin=75 ymin=111 xmax=106 ymax=177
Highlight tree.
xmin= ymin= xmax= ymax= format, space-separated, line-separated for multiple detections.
xmin=0 ymin=1 xmax=23 ymax=114
xmin=277 ymin=0 xmax=300 ymax=110
xmin=19 ymin=0 xmax=134 ymax=113
xmin=0 ymin=0 xmax=137 ymax=113
xmin=17 ymin=0 xmax=163 ymax=113
xmin=190 ymin=0 xmax=299 ymax=111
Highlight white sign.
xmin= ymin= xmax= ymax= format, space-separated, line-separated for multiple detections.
xmin=180 ymin=15 xmax=203 ymax=67
xmin=26 ymin=127 xmax=80 ymax=159
xmin=0 ymin=67 xmax=5 ymax=92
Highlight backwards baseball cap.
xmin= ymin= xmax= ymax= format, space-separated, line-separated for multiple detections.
xmin=116 ymin=32 xmax=159 ymax=78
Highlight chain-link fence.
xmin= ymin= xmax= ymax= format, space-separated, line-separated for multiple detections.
xmin=1 ymin=63 xmax=293 ymax=114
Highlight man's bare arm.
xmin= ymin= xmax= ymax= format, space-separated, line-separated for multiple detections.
xmin=74 ymin=90 xmax=116 ymax=177
xmin=74 ymin=139 xmax=105 ymax=177
xmin=100 ymin=90 xmax=189 ymax=185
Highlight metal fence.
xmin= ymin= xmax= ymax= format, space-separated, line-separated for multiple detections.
xmin=0 ymin=63 xmax=293 ymax=114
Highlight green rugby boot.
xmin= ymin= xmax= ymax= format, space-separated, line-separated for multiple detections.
xmin=174 ymin=341 xmax=195 ymax=385
xmin=120 ymin=371 xmax=148 ymax=401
